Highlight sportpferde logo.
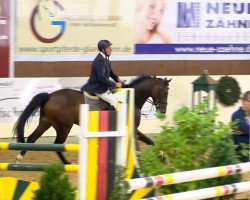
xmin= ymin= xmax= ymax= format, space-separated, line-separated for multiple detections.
xmin=30 ymin=0 xmax=66 ymax=43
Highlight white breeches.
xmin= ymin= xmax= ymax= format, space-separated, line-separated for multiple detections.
xmin=96 ymin=90 xmax=119 ymax=109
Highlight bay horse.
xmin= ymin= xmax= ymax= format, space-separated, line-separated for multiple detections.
xmin=14 ymin=76 xmax=171 ymax=164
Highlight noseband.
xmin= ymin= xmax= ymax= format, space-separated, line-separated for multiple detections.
xmin=147 ymin=85 xmax=169 ymax=108
xmin=146 ymin=98 xmax=168 ymax=107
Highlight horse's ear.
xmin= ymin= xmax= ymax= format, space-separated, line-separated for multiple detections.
xmin=163 ymin=78 xmax=172 ymax=86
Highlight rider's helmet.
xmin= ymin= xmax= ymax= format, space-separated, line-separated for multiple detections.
xmin=97 ymin=40 xmax=112 ymax=51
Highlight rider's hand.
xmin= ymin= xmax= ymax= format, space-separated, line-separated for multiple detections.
xmin=234 ymin=130 xmax=243 ymax=135
xmin=118 ymin=78 xmax=124 ymax=84
xmin=115 ymin=82 xmax=122 ymax=88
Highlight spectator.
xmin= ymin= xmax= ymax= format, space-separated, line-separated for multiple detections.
xmin=231 ymin=91 xmax=250 ymax=162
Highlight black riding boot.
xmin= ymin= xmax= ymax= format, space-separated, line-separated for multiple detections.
xmin=107 ymin=105 xmax=115 ymax=110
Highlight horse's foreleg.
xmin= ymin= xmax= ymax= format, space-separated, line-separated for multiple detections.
xmin=136 ymin=129 xmax=155 ymax=145
xmin=16 ymin=119 xmax=51 ymax=163
xmin=135 ymin=129 xmax=168 ymax=164
xmin=134 ymin=108 xmax=155 ymax=145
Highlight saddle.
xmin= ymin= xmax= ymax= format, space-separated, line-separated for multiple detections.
xmin=83 ymin=91 xmax=100 ymax=100
xmin=83 ymin=91 xmax=114 ymax=111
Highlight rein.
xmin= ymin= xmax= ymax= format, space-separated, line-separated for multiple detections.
xmin=146 ymin=98 xmax=168 ymax=106
xmin=141 ymin=98 xmax=168 ymax=118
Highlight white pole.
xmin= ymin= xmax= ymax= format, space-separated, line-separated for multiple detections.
xmin=126 ymin=162 xmax=250 ymax=191
xmin=78 ymin=104 xmax=89 ymax=200
xmin=141 ymin=181 xmax=250 ymax=200
xmin=116 ymin=103 xmax=127 ymax=166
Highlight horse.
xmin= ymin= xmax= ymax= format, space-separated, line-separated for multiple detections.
xmin=14 ymin=75 xmax=171 ymax=164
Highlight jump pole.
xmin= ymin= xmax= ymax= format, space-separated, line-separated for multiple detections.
xmin=141 ymin=181 xmax=250 ymax=200
xmin=0 ymin=143 xmax=79 ymax=152
xmin=126 ymin=162 xmax=250 ymax=191
xmin=0 ymin=163 xmax=79 ymax=172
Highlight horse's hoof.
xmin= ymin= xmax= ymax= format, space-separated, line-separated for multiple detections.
xmin=63 ymin=161 xmax=72 ymax=165
xmin=159 ymin=151 xmax=168 ymax=165
xmin=147 ymin=139 xmax=155 ymax=145
xmin=16 ymin=154 xmax=24 ymax=163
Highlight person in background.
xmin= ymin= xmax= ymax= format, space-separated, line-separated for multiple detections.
xmin=231 ymin=91 xmax=250 ymax=162
xmin=135 ymin=0 xmax=170 ymax=44
xmin=81 ymin=39 xmax=124 ymax=110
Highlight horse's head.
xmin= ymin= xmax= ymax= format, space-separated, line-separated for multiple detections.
xmin=128 ymin=76 xmax=171 ymax=113
xmin=37 ymin=0 xmax=57 ymax=18
xmin=151 ymin=77 xmax=171 ymax=113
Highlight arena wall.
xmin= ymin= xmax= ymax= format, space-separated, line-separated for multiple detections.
xmin=1 ymin=75 xmax=249 ymax=138
xmin=15 ymin=60 xmax=250 ymax=77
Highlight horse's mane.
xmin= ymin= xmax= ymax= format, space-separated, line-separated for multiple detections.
xmin=127 ymin=75 xmax=157 ymax=87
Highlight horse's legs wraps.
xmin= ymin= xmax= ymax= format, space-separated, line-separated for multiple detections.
xmin=136 ymin=129 xmax=155 ymax=145
xmin=16 ymin=120 xmax=51 ymax=163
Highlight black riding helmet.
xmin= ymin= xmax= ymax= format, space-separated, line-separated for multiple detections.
xmin=98 ymin=40 xmax=112 ymax=51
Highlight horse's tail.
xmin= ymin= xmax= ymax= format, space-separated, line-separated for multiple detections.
xmin=13 ymin=93 xmax=50 ymax=143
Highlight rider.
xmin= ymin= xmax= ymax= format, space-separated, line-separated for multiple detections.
xmin=81 ymin=39 xmax=124 ymax=110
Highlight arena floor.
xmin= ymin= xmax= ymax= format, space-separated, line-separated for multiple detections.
xmin=0 ymin=136 xmax=148 ymax=188
xmin=0 ymin=136 xmax=79 ymax=187
xmin=0 ymin=136 xmax=249 ymax=199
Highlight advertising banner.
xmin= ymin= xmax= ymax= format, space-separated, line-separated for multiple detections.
xmin=0 ymin=78 xmax=68 ymax=123
xmin=135 ymin=0 xmax=250 ymax=55
xmin=16 ymin=0 xmax=134 ymax=55
xmin=0 ymin=0 xmax=10 ymax=76
xmin=15 ymin=0 xmax=250 ymax=60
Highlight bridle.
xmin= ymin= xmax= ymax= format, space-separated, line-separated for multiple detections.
xmin=146 ymin=85 xmax=169 ymax=110
xmin=142 ymin=98 xmax=167 ymax=118
xmin=146 ymin=98 xmax=168 ymax=107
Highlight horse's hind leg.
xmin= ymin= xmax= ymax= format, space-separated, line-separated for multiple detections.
xmin=54 ymin=125 xmax=73 ymax=164
xmin=16 ymin=119 xmax=51 ymax=163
